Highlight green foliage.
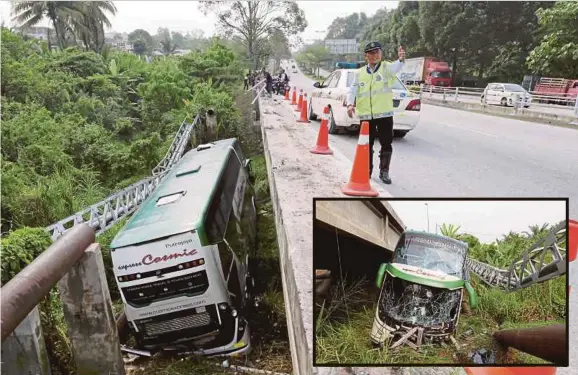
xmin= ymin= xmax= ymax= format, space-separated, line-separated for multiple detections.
xmin=526 ymin=2 xmax=578 ymax=77
xmin=1 ymin=28 xmax=244 ymax=236
xmin=0 ymin=227 xmax=52 ymax=285
xmin=357 ymin=1 xmax=564 ymax=83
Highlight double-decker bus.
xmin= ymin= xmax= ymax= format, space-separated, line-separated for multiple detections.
xmin=110 ymin=138 xmax=257 ymax=356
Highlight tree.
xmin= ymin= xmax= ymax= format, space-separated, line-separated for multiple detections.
xmin=439 ymin=223 xmax=461 ymax=239
xmin=526 ymin=2 xmax=578 ymax=77
xmin=199 ymin=1 xmax=307 ymax=68
xmin=11 ymin=1 xmax=116 ymax=52
xmin=296 ymin=44 xmax=331 ymax=77
xmin=325 ymin=13 xmax=368 ymax=40
xmin=11 ymin=1 xmax=81 ymax=49
xmin=128 ymin=29 xmax=153 ymax=55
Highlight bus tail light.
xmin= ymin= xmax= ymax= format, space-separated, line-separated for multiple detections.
xmin=406 ymin=99 xmax=421 ymax=111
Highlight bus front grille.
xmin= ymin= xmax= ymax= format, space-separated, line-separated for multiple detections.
xmin=143 ymin=312 xmax=211 ymax=336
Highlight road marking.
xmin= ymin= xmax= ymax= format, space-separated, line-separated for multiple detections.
xmin=437 ymin=122 xmax=500 ymax=139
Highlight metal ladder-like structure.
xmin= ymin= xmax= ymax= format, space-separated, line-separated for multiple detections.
xmin=45 ymin=115 xmax=200 ymax=242
xmin=466 ymin=220 xmax=567 ymax=292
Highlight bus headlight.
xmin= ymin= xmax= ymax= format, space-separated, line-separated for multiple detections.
xmin=231 ymin=309 xmax=238 ymax=318
xmin=219 ymin=303 xmax=228 ymax=310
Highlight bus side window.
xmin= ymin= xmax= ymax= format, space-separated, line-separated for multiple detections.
xmin=224 ymin=210 xmax=244 ymax=309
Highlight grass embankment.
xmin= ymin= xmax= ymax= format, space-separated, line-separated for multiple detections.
xmin=315 ymin=272 xmax=565 ymax=365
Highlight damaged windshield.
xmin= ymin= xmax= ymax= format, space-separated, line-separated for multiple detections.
xmin=392 ymin=233 xmax=467 ymax=279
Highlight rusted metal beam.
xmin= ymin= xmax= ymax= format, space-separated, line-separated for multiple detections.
xmin=1 ymin=224 xmax=95 ymax=342
xmin=116 ymin=312 xmax=129 ymax=344
xmin=493 ymin=324 xmax=567 ymax=365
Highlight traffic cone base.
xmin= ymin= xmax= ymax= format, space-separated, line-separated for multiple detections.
xmin=342 ymin=121 xmax=378 ymax=197
xmin=311 ymin=146 xmax=333 ymax=155
xmin=342 ymin=182 xmax=378 ymax=197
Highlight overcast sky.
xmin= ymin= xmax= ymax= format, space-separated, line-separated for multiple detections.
xmin=387 ymin=200 xmax=567 ymax=243
xmin=0 ymin=1 xmax=396 ymax=44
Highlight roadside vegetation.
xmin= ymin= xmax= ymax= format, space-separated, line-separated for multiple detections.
xmin=315 ymin=222 xmax=566 ymax=365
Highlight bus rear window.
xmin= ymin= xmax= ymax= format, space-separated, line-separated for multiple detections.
xmin=122 ymin=270 xmax=209 ymax=308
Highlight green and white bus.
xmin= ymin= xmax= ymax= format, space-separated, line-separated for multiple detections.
xmin=371 ymin=230 xmax=478 ymax=346
xmin=110 ymin=138 xmax=257 ymax=356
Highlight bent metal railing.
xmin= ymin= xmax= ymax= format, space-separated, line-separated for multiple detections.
xmin=45 ymin=115 xmax=200 ymax=241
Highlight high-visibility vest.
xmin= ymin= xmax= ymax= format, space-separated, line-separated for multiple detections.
xmin=355 ymin=62 xmax=396 ymax=120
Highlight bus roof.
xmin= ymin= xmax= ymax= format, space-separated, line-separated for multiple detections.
xmin=403 ymin=230 xmax=468 ymax=247
xmin=110 ymin=138 xmax=239 ymax=249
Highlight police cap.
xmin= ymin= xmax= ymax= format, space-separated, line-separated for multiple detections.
xmin=364 ymin=41 xmax=382 ymax=53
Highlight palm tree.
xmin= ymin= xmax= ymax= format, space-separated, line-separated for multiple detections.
xmin=11 ymin=1 xmax=116 ymax=52
xmin=73 ymin=1 xmax=116 ymax=53
xmin=439 ymin=223 xmax=461 ymax=239
xmin=12 ymin=1 xmax=80 ymax=49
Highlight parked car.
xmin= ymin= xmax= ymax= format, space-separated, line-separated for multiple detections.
xmin=309 ymin=68 xmax=421 ymax=137
xmin=480 ymin=83 xmax=532 ymax=108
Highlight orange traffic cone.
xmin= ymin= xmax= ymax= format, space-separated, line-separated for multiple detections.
xmin=342 ymin=121 xmax=378 ymax=197
xmin=297 ymin=93 xmax=310 ymax=123
xmin=311 ymin=106 xmax=333 ymax=155
xmin=284 ymin=86 xmax=290 ymax=100
xmin=295 ymin=89 xmax=303 ymax=112
xmin=291 ymin=87 xmax=297 ymax=105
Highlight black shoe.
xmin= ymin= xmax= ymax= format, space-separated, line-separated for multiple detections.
xmin=379 ymin=152 xmax=393 ymax=184
xmin=379 ymin=169 xmax=392 ymax=184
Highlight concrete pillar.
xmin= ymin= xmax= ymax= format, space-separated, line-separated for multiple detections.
xmin=57 ymin=243 xmax=125 ymax=375
xmin=0 ymin=306 xmax=51 ymax=375
xmin=206 ymin=109 xmax=217 ymax=141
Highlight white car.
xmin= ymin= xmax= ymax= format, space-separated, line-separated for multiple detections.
xmin=308 ymin=69 xmax=421 ymax=137
xmin=480 ymin=83 xmax=532 ymax=108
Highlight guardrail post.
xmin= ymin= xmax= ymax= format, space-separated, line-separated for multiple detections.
xmin=574 ymin=96 xmax=578 ymax=117
xmin=429 ymin=85 xmax=432 ymax=96
xmin=57 ymin=243 xmax=125 ymax=375
xmin=442 ymin=89 xmax=446 ymax=101
xmin=454 ymin=87 xmax=459 ymax=101
xmin=0 ymin=306 xmax=52 ymax=375
xmin=514 ymin=93 xmax=520 ymax=112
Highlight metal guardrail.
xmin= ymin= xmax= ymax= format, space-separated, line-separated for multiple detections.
xmin=466 ymin=221 xmax=567 ymax=292
xmin=251 ymin=78 xmax=267 ymax=105
xmin=45 ymin=115 xmax=200 ymax=241
xmin=412 ymin=84 xmax=578 ymax=111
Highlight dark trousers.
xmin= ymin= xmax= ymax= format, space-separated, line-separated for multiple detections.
xmin=365 ymin=116 xmax=394 ymax=174
xmin=244 ymin=80 xmax=249 ymax=90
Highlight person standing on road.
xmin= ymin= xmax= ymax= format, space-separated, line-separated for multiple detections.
xmin=346 ymin=42 xmax=405 ymax=184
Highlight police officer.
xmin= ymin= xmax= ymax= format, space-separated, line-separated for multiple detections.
xmin=346 ymin=41 xmax=405 ymax=184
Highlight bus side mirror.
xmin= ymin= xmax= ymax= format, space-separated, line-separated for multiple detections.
xmin=465 ymin=280 xmax=478 ymax=309
xmin=376 ymin=263 xmax=387 ymax=289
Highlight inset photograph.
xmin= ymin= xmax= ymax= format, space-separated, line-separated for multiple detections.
xmin=313 ymin=198 xmax=569 ymax=366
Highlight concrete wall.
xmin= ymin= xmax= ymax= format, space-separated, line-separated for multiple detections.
xmin=315 ymin=200 xmax=404 ymax=251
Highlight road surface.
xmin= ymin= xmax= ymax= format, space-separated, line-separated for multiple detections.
xmin=281 ymin=60 xmax=577 ymax=373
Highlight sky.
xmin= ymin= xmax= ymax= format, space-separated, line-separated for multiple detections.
xmin=0 ymin=1 xmax=397 ymax=44
xmin=387 ymin=200 xmax=567 ymax=244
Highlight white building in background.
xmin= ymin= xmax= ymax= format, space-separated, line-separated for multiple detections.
xmin=324 ymin=39 xmax=360 ymax=55
xmin=15 ymin=26 xmax=52 ymax=41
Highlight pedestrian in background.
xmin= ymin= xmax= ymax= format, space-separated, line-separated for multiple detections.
xmin=346 ymin=42 xmax=405 ymax=184
xmin=244 ymin=71 xmax=250 ymax=90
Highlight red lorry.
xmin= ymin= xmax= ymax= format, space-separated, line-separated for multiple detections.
xmin=533 ymin=77 xmax=578 ymax=102
xmin=397 ymin=57 xmax=453 ymax=87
